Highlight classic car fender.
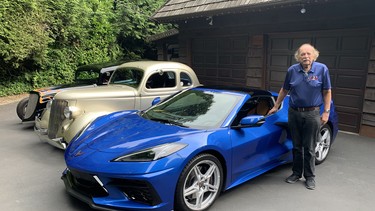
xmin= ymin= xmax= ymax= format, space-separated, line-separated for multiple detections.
xmin=35 ymin=107 xmax=51 ymax=130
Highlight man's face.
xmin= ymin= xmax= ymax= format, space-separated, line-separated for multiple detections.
xmin=298 ymin=45 xmax=315 ymax=67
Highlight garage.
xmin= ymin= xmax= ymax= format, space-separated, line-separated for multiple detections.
xmin=267 ymin=29 xmax=371 ymax=133
xmin=152 ymin=0 xmax=375 ymax=137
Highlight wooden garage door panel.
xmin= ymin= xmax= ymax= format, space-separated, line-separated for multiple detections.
xmin=205 ymin=55 xmax=217 ymax=65
xmin=339 ymin=56 xmax=368 ymax=70
xmin=317 ymin=55 xmax=337 ymax=68
xmin=192 ymin=37 xmax=248 ymax=86
xmin=316 ymin=37 xmax=338 ymax=51
xmin=292 ymin=38 xmax=312 ymax=50
xmin=342 ymin=36 xmax=369 ymax=51
xmin=270 ymin=55 xmax=290 ymax=67
xmin=270 ymin=71 xmax=288 ymax=83
xmin=270 ymin=38 xmax=289 ymax=50
xmin=336 ymin=75 xmax=366 ymax=89
xmin=336 ymin=111 xmax=362 ymax=132
xmin=335 ymin=93 xmax=363 ymax=110
xmin=192 ymin=55 xmax=205 ymax=64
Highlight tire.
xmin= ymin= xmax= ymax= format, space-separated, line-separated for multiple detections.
xmin=315 ymin=124 xmax=332 ymax=165
xmin=174 ymin=154 xmax=223 ymax=211
xmin=16 ymin=97 xmax=28 ymax=121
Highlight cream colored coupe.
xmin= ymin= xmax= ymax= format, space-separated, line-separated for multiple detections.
xmin=34 ymin=61 xmax=201 ymax=149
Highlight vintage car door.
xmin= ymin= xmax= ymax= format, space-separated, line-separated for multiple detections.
xmin=139 ymin=70 xmax=188 ymax=109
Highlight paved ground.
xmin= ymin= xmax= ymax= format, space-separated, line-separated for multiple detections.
xmin=0 ymin=100 xmax=375 ymax=211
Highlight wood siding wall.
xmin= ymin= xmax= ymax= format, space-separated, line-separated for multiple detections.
xmin=361 ymin=33 xmax=375 ymax=137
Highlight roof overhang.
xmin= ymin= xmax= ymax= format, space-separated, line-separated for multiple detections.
xmin=152 ymin=0 xmax=338 ymax=23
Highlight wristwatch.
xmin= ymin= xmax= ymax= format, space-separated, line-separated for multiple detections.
xmin=324 ymin=109 xmax=330 ymax=113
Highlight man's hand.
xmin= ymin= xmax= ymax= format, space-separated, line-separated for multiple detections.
xmin=267 ymin=107 xmax=278 ymax=115
xmin=321 ymin=112 xmax=329 ymax=125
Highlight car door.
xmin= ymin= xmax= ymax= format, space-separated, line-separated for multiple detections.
xmin=229 ymin=97 xmax=291 ymax=185
xmin=139 ymin=70 xmax=180 ymax=109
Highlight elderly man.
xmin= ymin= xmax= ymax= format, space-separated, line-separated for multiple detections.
xmin=268 ymin=43 xmax=332 ymax=190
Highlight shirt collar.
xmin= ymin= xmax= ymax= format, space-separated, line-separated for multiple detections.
xmin=298 ymin=62 xmax=315 ymax=73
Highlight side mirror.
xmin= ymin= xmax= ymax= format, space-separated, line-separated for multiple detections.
xmin=151 ymin=97 xmax=161 ymax=106
xmin=232 ymin=115 xmax=265 ymax=129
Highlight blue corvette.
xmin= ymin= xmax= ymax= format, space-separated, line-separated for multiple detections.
xmin=62 ymin=86 xmax=338 ymax=211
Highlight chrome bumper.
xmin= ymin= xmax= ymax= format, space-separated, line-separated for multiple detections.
xmin=34 ymin=117 xmax=67 ymax=150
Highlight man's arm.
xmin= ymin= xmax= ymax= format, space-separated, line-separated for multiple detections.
xmin=268 ymin=88 xmax=288 ymax=115
xmin=321 ymin=89 xmax=332 ymax=125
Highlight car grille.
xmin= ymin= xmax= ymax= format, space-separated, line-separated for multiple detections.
xmin=24 ymin=93 xmax=39 ymax=119
xmin=48 ymin=99 xmax=67 ymax=139
xmin=110 ymin=178 xmax=162 ymax=206
xmin=65 ymin=170 xmax=161 ymax=206
xmin=66 ymin=169 xmax=109 ymax=197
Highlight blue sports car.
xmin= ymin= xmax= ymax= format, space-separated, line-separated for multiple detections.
xmin=62 ymin=86 xmax=338 ymax=211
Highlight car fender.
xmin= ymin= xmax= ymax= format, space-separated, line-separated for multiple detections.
xmin=170 ymin=129 xmax=231 ymax=185
xmin=36 ymin=108 xmax=51 ymax=129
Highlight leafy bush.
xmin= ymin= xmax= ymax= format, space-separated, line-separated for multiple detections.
xmin=0 ymin=0 xmax=169 ymax=97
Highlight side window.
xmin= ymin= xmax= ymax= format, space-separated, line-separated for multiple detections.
xmin=231 ymin=99 xmax=258 ymax=126
xmin=180 ymin=72 xmax=192 ymax=86
xmin=231 ymin=96 xmax=275 ymax=126
xmin=247 ymin=96 xmax=275 ymax=116
xmin=146 ymin=71 xmax=176 ymax=89
xmin=99 ymin=71 xmax=113 ymax=84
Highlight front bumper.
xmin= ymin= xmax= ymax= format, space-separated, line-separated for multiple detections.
xmin=34 ymin=116 xmax=67 ymax=150
xmin=61 ymin=168 xmax=171 ymax=211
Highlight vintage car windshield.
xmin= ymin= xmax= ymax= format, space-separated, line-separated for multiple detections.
xmin=109 ymin=67 xmax=144 ymax=88
xmin=75 ymin=69 xmax=100 ymax=84
xmin=143 ymin=89 xmax=242 ymax=129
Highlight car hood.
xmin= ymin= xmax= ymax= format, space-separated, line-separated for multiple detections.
xmin=32 ymin=83 xmax=97 ymax=96
xmin=54 ymin=85 xmax=137 ymax=100
xmin=67 ymin=111 xmax=203 ymax=158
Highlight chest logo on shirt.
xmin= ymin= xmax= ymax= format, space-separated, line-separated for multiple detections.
xmin=308 ymin=76 xmax=318 ymax=81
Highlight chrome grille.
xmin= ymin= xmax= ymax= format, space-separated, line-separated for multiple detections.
xmin=48 ymin=100 xmax=67 ymax=139
xmin=24 ymin=93 xmax=39 ymax=119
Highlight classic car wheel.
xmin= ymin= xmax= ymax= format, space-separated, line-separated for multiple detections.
xmin=16 ymin=97 xmax=28 ymax=120
xmin=315 ymin=124 xmax=332 ymax=165
xmin=175 ymin=154 xmax=223 ymax=211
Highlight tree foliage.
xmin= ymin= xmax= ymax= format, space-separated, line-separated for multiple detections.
xmin=0 ymin=0 xmax=169 ymax=97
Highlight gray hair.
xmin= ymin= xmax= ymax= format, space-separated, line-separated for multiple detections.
xmin=294 ymin=43 xmax=320 ymax=62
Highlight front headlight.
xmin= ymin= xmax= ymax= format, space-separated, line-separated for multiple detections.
xmin=63 ymin=106 xmax=82 ymax=120
xmin=113 ymin=143 xmax=188 ymax=162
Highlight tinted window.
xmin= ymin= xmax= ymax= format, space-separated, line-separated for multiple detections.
xmin=146 ymin=71 xmax=176 ymax=89
xmin=180 ymin=72 xmax=192 ymax=86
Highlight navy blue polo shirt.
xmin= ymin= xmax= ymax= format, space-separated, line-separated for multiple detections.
xmin=283 ymin=62 xmax=331 ymax=108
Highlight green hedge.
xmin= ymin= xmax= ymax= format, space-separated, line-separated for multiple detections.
xmin=0 ymin=0 xmax=170 ymax=97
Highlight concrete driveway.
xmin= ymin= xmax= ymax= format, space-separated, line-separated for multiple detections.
xmin=0 ymin=100 xmax=374 ymax=211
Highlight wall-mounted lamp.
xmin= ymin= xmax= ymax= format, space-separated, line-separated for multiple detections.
xmin=206 ymin=16 xmax=213 ymax=25
xmin=300 ymin=4 xmax=306 ymax=14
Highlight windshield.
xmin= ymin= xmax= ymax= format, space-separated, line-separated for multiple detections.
xmin=143 ymin=89 xmax=242 ymax=129
xmin=109 ymin=67 xmax=144 ymax=88
xmin=74 ymin=69 xmax=100 ymax=84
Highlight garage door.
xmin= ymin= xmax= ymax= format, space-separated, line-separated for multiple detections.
xmin=267 ymin=29 xmax=371 ymax=133
xmin=191 ymin=36 xmax=248 ymax=86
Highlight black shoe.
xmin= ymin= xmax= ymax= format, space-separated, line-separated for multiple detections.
xmin=285 ymin=174 xmax=302 ymax=184
xmin=305 ymin=178 xmax=316 ymax=190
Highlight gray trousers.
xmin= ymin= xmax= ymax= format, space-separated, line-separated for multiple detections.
xmin=288 ymin=107 xmax=321 ymax=179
